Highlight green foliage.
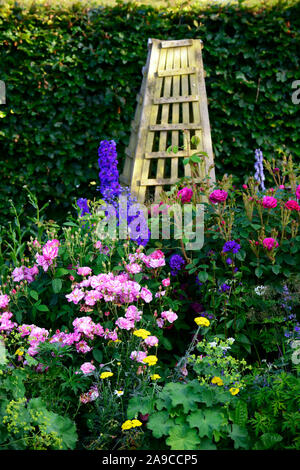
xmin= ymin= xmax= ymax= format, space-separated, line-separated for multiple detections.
xmin=0 ymin=1 xmax=300 ymax=224
xmin=142 ymin=379 xmax=251 ymax=450
xmin=245 ymin=371 xmax=300 ymax=449
xmin=0 ymin=396 xmax=78 ymax=450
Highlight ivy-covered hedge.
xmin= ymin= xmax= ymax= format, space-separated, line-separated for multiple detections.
xmin=0 ymin=1 xmax=299 ymax=224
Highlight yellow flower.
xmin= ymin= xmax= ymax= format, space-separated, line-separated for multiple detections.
xmin=229 ymin=387 xmax=240 ymax=395
xmin=15 ymin=348 xmax=24 ymax=356
xmin=133 ymin=329 xmax=151 ymax=339
xmin=150 ymin=374 xmax=161 ymax=381
xmin=100 ymin=372 xmax=114 ymax=379
xmin=143 ymin=355 xmax=158 ymax=366
xmin=121 ymin=420 xmax=133 ymax=430
xmin=131 ymin=419 xmax=142 ymax=427
xmin=194 ymin=317 xmax=210 ymax=327
xmin=121 ymin=419 xmax=142 ymax=431
xmin=211 ymin=376 xmax=224 ymax=386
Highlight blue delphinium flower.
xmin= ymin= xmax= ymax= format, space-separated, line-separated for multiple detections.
xmin=98 ymin=140 xmax=121 ymax=201
xmin=97 ymin=140 xmax=150 ymax=247
xmin=77 ymin=198 xmax=90 ymax=217
xmin=219 ymin=283 xmax=231 ymax=293
xmin=254 ymin=148 xmax=266 ymax=191
xmin=222 ymin=240 xmax=241 ymax=254
xmin=169 ymin=254 xmax=185 ymax=276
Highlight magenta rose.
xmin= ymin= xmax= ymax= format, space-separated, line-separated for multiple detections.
xmin=177 ymin=187 xmax=193 ymax=203
xmin=285 ymin=200 xmax=300 ymax=211
xmin=262 ymin=196 xmax=277 ymax=209
xmin=296 ymin=185 xmax=300 ymax=200
xmin=262 ymin=237 xmax=279 ymax=251
xmin=209 ymin=189 xmax=228 ymax=204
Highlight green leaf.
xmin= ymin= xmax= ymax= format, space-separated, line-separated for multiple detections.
xmin=166 ymin=425 xmax=201 ymax=450
xmin=229 ymin=424 xmax=250 ymax=449
xmin=52 ymin=278 xmax=62 ymax=294
xmin=234 ymin=400 xmax=248 ymax=427
xmin=92 ymin=349 xmax=103 ymax=363
xmin=36 ymin=304 xmax=49 ymax=312
xmin=127 ymin=396 xmax=154 ymax=419
xmin=30 ymin=290 xmax=39 ymax=301
xmin=198 ymin=271 xmax=208 ymax=283
xmin=56 ymin=268 xmax=71 ymax=277
xmin=272 ymin=265 xmax=281 ymax=275
xmin=255 ymin=266 xmax=263 ymax=278
xmin=147 ymin=411 xmax=173 ymax=438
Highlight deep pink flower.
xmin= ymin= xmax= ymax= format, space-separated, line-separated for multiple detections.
xmin=296 ymin=185 xmax=300 ymax=200
xmin=177 ymin=187 xmax=193 ymax=204
xmin=209 ymin=189 xmax=228 ymax=204
xmin=263 ymin=237 xmax=279 ymax=251
xmin=262 ymin=196 xmax=277 ymax=209
xmin=162 ymin=278 xmax=170 ymax=287
xmin=285 ymin=200 xmax=300 ymax=211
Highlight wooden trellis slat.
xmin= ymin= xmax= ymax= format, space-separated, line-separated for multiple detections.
xmin=120 ymin=38 xmax=216 ymax=203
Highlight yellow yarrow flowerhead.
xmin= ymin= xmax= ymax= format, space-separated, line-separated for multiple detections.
xmin=100 ymin=371 xmax=114 ymax=379
xmin=143 ymin=355 xmax=158 ymax=366
xmin=194 ymin=317 xmax=210 ymax=327
xmin=121 ymin=420 xmax=133 ymax=430
xmin=133 ymin=329 xmax=151 ymax=339
xmin=211 ymin=376 xmax=224 ymax=386
xmin=131 ymin=419 xmax=142 ymax=427
xmin=229 ymin=387 xmax=240 ymax=395
xmin=150 ymin=374 xmax=161 ymax=381
xmin=121 ymin=419 xmax=142 ymax=431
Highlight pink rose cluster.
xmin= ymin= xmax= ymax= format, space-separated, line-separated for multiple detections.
xmin=0 ymin=311 xmax=17 ymax=332
xmin=209 ymin=190 xmax=228 ymax=204
xmin=0 ymin=294 xmax=10 ymax=310
xmin=18 ymin=324 xmax=49 ymax=356
xmin=115 ymin=305 xmax=143 ymax=331
xmin=16 ymin=315 xmax=117 ymax=357
xmin=126 ymin=249 xmax=166 ymax=272
xmin=262 ymin=237 xmax=279 ymax=251
xmin=66 ymin=271 xmax=153 ymax=307
xmin=12 ymin=265 xmax=39 ymax=284
xmin=36 ymin=239 xmax=60 ymax=272
xmin=177 ymin=187 xmax=193 ymax=204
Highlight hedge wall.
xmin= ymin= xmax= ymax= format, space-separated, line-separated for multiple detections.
xmin=0 ymin=1 xmax=299 ymax=224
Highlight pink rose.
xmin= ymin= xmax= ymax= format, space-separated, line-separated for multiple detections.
xmin=285 ymin=200 xmax=300 ymax=211
xmin=262 ymin=196 xmax=277 ymax=209
xmin=262 ymin=237 xmax=279 ymax=251
xmin=161 ymin=310 xmax=178 ymax=323
xmin=296 ymin=185 xmax=300 ymax=200
xmin=80 ymin=362 xmax=96 ymax=375
xmin=162 ymin=278 xmax=170 ymax=287
xmin=209 ymin=189 xmax=228 ymax=204
xmin=177 ymin=187 xmax=193 ymax=204
xmin=115 ymin=317 xmax=134 ymax=330
xmin=0 ymin=294 xmax=10 ymax=309
xmin=140 ymin=287 xmax=153 ymax=303
xmin=77 ymin=267 xmax=92 ymax=276
xmin=144 ymin=335 xmax=159 ymax=347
